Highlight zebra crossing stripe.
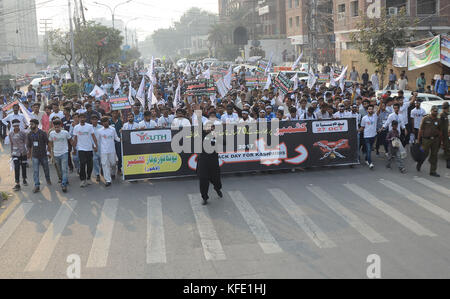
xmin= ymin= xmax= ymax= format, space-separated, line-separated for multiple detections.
xmin=25 ymin=200 xmax=77 ymax=272
xmin=188 ymin=194 xmax=226 ymax=261
xmin=229 ymin=191 xmax=282 ymax=254
xmin=147 ymin=196 xmax=167 ymax=264
xmin=307 ymin=186 xmax=388 ymax=243
xmin=344 ymin=183 xmax=436 ymax=237
xmin=268 ymin=188 xmax=336 ymax=248
xmin=0 ymin=203 xmax=34 ymax=249
xmin=413 ymin=177 xmax=450 ymax=197
xmin=380 ymin=180 xmax=450 ymax=223
xmin=86 ymin=198 xmax=119 ymax=268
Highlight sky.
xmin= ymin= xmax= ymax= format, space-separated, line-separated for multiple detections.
xmin=35 ymin=0 xmax=218 ymax=41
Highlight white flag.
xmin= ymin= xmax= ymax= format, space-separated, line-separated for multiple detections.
xmin=264 ymin=74 xmax=272 ymax=90
xmin=18 ymin=102 xmax=32 ymax=125
xmin=292 ymin=52 xmax=303 ymax=70
xmin=146 ymin=56 xmax=155 ymax=82
xmin=174 ymin=84 xmax=182 ymax=108
xmin=136 ymin=76 xmax=146 ymax=107
xmin=290 ymin=73 xmax=298 ymax=91
xmin=65 ymin=72 xmax=71 ymax=80
xmin=113 ymin=73 xmax=121 ymax=92
xmin=184 ymin=63 xmax=191 ymax=75
xmin=128 ymin=81 xmax=135 ymax=106
xmin=90 ymin=85 xmax=106 ymax=98
xmin=330 ymin=67 xmax=337 ymax=87
xmin=335 ymin=65 xmax=348 ymax=83
xmin=202 ymin=68 xmax=211 ymax=80
xmin=307 ymin=67 xmax=317 ymax=89
xmin=210 ymin=94 xmax=216 ymax=107
xmin=148 ymin=84 xmax=158 ymax=107
xmin=223 ymin=66 xmax=232 ymax=89
xmin=216 ymin=78 xmax=230 ymax=98
xmin=264 ymin=53 xmax=273 ymax=75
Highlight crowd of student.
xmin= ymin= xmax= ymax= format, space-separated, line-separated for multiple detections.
xmin=1 ymin=61 xmax=449 ymax=194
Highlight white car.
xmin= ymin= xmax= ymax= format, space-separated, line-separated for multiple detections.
xmin=376 ymin=90 xmax=444 ymax=102
xmin=30 ymin=77 xmax=46 ymax=89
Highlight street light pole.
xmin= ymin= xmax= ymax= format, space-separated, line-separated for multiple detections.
xmin=68 ymin=0 xmax=79 ymax=83
xmin=125 ymin=18 xmax=138 ymax=46
xmin=93 ymin=0 xmax=133 ymax=29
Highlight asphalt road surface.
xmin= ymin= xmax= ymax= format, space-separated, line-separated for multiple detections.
xmin=0 ymin=143 xmax=449 ymax=279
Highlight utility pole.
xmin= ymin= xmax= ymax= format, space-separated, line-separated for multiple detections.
xmin=39 ymin=19 xmax=52 ymax=66
xmin=307 ymin=0 xmax=318 ymax=72
xmin=68 ymin=0 xmax=79 ymax=83
xmin=79 ymin=0 xmax=87 ymax=26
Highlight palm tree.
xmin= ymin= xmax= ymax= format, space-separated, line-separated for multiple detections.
xmin=208 ymin=24 xmax=225 ymax=58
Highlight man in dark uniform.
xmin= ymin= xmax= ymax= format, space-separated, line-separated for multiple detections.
xmin=417 ymin=106 xmax=443 ymax=177
xmin=197 ymin=112 xmax=223 ymax=205
xmin=440 ymin=102 xmax=449 ymax=169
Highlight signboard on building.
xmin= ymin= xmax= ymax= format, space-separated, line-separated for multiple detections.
xmin=408 ymin=36 xmax=441 ymax=71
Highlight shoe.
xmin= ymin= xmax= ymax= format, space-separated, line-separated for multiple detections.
xmin=400 ymin=168 xmax=406 ymax=174
xmin=416 ymin=162 xmax=422 ymax=172
xmin=365 ymin=161 xmax=370 ymax=166
xmin=86 ymin=179 xmax=92 ymax=185
xmin=33 ymin=186 xmax=40 ymax=193
xmin=105 ymin=182 xmax=112 ymax=187
xmin=62 ymin=186 xmax=68 ymax=193
xmin=23 ymin=180 xmax=28 ymax=186
xmin=46 ymin=180 xmax=52 ymax=186
xmin=369 ymin=163 xmax=374 ymax=169
xmin=13 ymin=184 xmax=20 ymax=191
xmin=202 ymin=198 xmax=208 ymax=206
xmin=216 ymin=189 xmax=223 ymax=198
xmin=385 ymin=153 xmax=389 ymax=158
xmin=80 ymin=181 xmax=87 ymax=188
xmin=430 ymin=173 xmax=440 ymax=177
xmin=96 ymin=175 xmax=100 ymax=182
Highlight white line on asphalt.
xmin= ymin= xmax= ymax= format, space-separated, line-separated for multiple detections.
xmin=344 ymin=184 xmax=436 ymax=237
xmin=188 ymin=194 xmax=226 ymax=261
xmin=379 ymin=180 xmax=450 ymax=223
xmin=306 ymin=186 xmax=388 ymax=243
xmin=413 ymin=177 xmax=450 ymax=197
xmin=25 ymin=200 xmax=77 ymax=272
xmin=86 ymin=198 xmax=119 ymax=268
xmin=147 ymin=196 xmax=167 ymax=264
xmin=268 ymin=188 xmax=336 ymax=248
xmin=229 ymin=191 xmax=283 ymax=254
xmin=0 ymin=203 xmax=34 ymax=249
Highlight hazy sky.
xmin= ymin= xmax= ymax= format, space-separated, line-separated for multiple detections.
xmin=36 ymin=0 xmax=218 ymax=41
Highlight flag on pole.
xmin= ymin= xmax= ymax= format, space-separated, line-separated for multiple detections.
xmin=264 ymin=74 xmax=272 ymax=90
xmin=174 ymin=84 xmax=182 ymax=108
xmin=290 ymin=73 xmax=298 ymax=91
xmin=128 ymin=81 xmax=135 ymax=106
xmin=18 ymin=102 xmax=32 ymax=125
xmin=136 ymin=76 xmax=146 ymax=107
xmin=202 ymin=68 xmax=211 ymax=80
xmin=113 ymin=74 xmax=121 ymax=92
xmin=292 ymin=52 xmax=303 ymax=70
xmin=65 ymin=72 xmax=71 ymax=80
xmin=330 ymin=67 xmax=337 ymax=87
xmin=146 ymin=56 xmax=155 ymax=83
xmin=90 ymin=85 xmax=106 ymax=98
xmin=264 ymin=53 xmax=273 ymax=75
xmin=307 ymin=67 xmax=317 ymax=89
xmin=183 ymin=63 xmax=191 ymax=75
xmin=223 ymin=66 xmax=232 ymax=89
xmin=336 ymin=66 xmax=348 ymax=92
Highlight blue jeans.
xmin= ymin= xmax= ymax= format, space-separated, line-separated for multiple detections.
xmin=54 ymin=153 xmax=69 ymax=187
xmin=73 ymin=151 xmax=80 ymax=172
xmin=364 ymin=137 xmax=376 ymax=164
xmin=93 ymin=151 xmax=101 ymax=176
xmin=32 ymin=157 xmax=50 ymax=187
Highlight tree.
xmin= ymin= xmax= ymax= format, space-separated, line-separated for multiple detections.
xmin=76 ymin=22 xmax=123 ymax=81
xmin=48 ymin=29 xmax=81 ymax=75
xmin=350 ymin=8 xmax=414 ymax=88
xmin=208 ymin=24 xmax=226 ymax=57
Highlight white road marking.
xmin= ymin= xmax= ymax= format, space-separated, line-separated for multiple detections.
xmin=229 ymin=191 xmax=282 ymax=254
xmin=344 ymin=183 xmax=436 ymax=237
xmin=86 ymin=198 xmax=119 ymax=268
xmin=306 ymin=186 xmax=388 ymax=243
xmin=25 ymin=200 xmax=77 ymax=272
xmin=268 ymin=188 xmax=336 ymax=248
xmin=188 ymin=194 xmax=226 ymax=261
xmin=0 ymin=203 xmax=34 ymax=249
xmin=413 ymin=177 xmax=450 ymax=197
xmin=380 ymin=180 xmax=450 ymax=223
xmin=147 ymin=196 xmax=167 ymax=264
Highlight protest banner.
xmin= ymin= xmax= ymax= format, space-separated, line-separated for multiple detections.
xmin=441 ymin=34 xmax=450 ymax=68
xmin=109 ymin=96 xmax=131 ymax=111
xmin=183 ymin=79 xmax=216 ymax=96
xmin=2 ymin=100 xmax=20 ymax=115
xmin=121 ymin=119 xmax=359 ymax=180
xmin=273 ymin=72 xmax=293 ymax=94
xmin=40 ymin=78 xmax=52 ymax=90
xmin=408 ymin=36 xmax=441 ymax=70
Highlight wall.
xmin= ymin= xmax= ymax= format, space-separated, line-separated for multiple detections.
xmin=0 ymin=62 xmax=39 ymax=77
xmin=244 ymin=38 xmax=295 ymax=64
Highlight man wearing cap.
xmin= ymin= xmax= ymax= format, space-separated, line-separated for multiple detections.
xmin=10 ymin=119 xmax=28 ymax=191
xmin=239 ymin=110 xmax=254 ymax=123
xmin=417 ymin=106 xmax=442 ymax=177
xmin=440 ymin=101 xmax=449 ymax=168
xmin=333 ymin=103 xmax=351 ymax=119
xmin=265 ymin=105 xmax=276 ymax=121
xmin=98 ymin=117 xmax=121 ymax=186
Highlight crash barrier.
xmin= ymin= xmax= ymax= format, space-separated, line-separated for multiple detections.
xmin=121 ymin=119 xmax=359 ymax=181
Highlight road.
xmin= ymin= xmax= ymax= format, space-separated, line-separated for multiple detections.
xmin=0 ymin=142 xmax=449 ymax=279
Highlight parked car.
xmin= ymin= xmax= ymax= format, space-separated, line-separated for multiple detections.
xmin=376 ymin=90 xmax=444 ymax=102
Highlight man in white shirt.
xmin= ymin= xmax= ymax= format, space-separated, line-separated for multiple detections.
xmin=139 ymin=111 xmax=157 ymax=129
xmin=157 ymin=107 xmax=175 ymax=128
xmin=360 ymin=105 xmax=378 ymax=169
xmin=397 ymin=73 xmax=408 ymax=91
xmin=122 ymin=113 xmax=140 ymax=131
xmin=238 ymin=110 xmax=254 ymax=123
xmin=2 ymin=104 xmax=27 ymax=131
xmin=382 ymin=103 xmax=406 ymax=135
xmin=171 ymin=109 xmax=191 ymax=129
xmin=91 ymin=114 xmax=104 ymax=182
xmin=296 ymin=98 xmax=308 ymax=119
xmin=300 ymin=107 xmax=317 ymax=120
xmin=72 ymin=113 xmax=98 ymax=187
xmin=49 ymin=103 xmax=64 ymax=123
xmin=221 ymin=104 xmax=239 ymax=124
xmin=48 ymin=119 xmax=71 ymax=192
xmin=99 ymin=117 xmax=120 ymax=186
xmin=333 ymin=104 xmax=352 ymax=119
xmin=371 ymin=70 xmax=380 ymax=91
xmin=410 ymin=100 xmax=425 ymax=140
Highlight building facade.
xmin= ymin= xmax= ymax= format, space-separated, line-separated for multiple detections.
xmin=0 ymin=0 xmax=39 ymax=60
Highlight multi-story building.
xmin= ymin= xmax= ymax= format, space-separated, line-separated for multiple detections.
xmin=0 ymin=0 xmax=39 ymax=60
xmin=334 ymin=0 xmax=450 ymax=67
xmin=257 ymin=0 xmax=287 ymax=39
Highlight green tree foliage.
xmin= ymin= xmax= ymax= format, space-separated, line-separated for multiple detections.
xmin=48 ymin=29 xmax=81 ymax=75
xmin=350 ymin=8 xmax=414 ymax=87
xmin=62 ymin=82 xmax=80 ymax=98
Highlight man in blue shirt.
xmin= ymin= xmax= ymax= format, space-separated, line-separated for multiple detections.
xmin=435 ymin=74 xmax=448 ymax=98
